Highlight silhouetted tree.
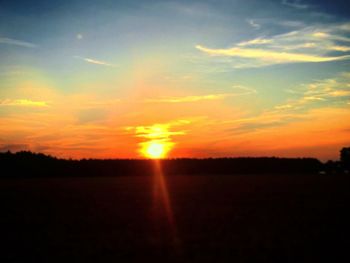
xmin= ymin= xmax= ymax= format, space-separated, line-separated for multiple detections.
xmin=340 ymin=147 xmax=350 ymax=170
xmin=324 ymin=160 xmax=343 ymax=175
xmin=0 ymin=151 xmax=324 ymax=178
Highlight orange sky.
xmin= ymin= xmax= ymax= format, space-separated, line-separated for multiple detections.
xmin=1 ymin=1 xmax=350 ymax=160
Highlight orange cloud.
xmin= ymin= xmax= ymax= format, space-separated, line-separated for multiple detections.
xmin=145 ymin=94 xmax=231 ymax=103
xmin=0 ymin=99 xmax=49 ymax=107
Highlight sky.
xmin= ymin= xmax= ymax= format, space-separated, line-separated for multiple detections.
xmin=0 ymin=0 xmax=350 ymax=160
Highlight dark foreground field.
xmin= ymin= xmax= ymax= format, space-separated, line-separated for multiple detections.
xmin=1 ymin=174 xmax=349 ymax=263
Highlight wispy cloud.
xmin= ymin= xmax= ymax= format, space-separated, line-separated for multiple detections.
xmin=145 ymin=85 xmax=256 ymax=103
xmin=247 ymin=19 xmax=261 ymax=30
xmin=230 ymin=116 xmax=304 ymax=135
xmin=237 ymin=38 xmax=273 ymax=47
xmin=196 ymin=45 xmax=350 ymax=63
xmin=221 ymin=72 xmax=350 ymax=135
xmin=146 ymin=93 xmax=229 ymax=103
xmin=74 ymin=56 xmax=116 ymax=67
xmin=132 ymin=124 xmax=185 ymax=139
xmin=196 ymin=21 xmax=350 ymax=68
xmin=282 ymin=0 xmax=309 ymax=9
xmin=0 ymin=99 xmax=49 ymax=107
xmin=0 ymin=37 xmax=37 ymax=48
xmin=274 ymin=72 xmax=350 ymax=112
xmin=0 ymin=144 xmax=29 ymax=152
xmin=278 ymin=20 xmax=305 ymax=28
xmin=85 ymin=99 xmax=122 ymax=107
xmin=329 ymin=45 xmax=350 ymax=52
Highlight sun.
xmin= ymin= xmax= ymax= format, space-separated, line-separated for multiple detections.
xmin=144 ymin=141 xmax=166 ymax=159
xmin=140 ymin=140 xmax=175 ymax=159
xmin=137 ymin=124 xmax=175 ymax=159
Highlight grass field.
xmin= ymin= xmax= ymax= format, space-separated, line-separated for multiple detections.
xmin=1 ymin=174 xmax=349 ymax=262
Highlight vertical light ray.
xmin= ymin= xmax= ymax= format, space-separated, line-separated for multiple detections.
xmin=151 ymin=160 xmax=182 ymax=255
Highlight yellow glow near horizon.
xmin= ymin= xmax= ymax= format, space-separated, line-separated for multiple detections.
xmin=140 ymin=139 xmax=175 ymax=159
xmin=134 ymin=123 xmax=178 ymax=159
xmin=145 ymin=141 xmax=166 ymax=159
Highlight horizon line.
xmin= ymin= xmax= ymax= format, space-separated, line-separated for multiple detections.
xmin=0 ymin=150 xmax=325 ymax=162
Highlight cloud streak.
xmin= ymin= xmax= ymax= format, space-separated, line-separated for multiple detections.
xmin=74 ymin=56 xmax=116 ymax=67
xmin=145 ymin=86 xmax=256 ymax=103
xmin=146 ymin=93 xmax=230 ymax=103
xmin=282 ymin=0 xmax=309 ymax=9
xmin=0 ymin=99 xmax=49 ymax=107
xmin=195 ymin=21 xmax=350 ymax=68
xmin=274 ymin=72 xmax=350 ymax=112
xmin=219 ymin=72 xmax=350 ymax=137
xmin=0 ymin=37 xmax=37 ymax=48
xmin=237 ymin=38 xmax=273 ymax=47
xmin=196 ymin=45 xmax=350 ymax=63
xmin=247 ymin=19 xmax=261 ymax=30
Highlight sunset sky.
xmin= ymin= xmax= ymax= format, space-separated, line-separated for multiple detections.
xmin=1 ymin=0 xmax=350 ymax=160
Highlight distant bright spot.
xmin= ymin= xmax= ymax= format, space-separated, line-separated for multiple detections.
xmin=313 ymin=32 xmax=328 ymax=38
xmin=140 ymin=138 xmax=174 ymax=159
xmin=127 ymin=122 xmax=186 ymax=159
xmin=76 ymin=34 xmax=83 ymax=40
xmin=144 ymin=141 xmax=166 ymax=159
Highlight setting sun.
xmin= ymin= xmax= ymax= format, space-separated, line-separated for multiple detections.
xmin=134 ymin=124 xmax=178 ymax=159
xmin=1 ymin=0 xmax=350 ymax=262
xmin=143 ymin=141 xmax=166 ymax=159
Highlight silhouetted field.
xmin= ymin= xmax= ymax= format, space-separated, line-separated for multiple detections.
xmin=0 ymin=151 xmax=325 ymax=178
xmin=1 ymin=174 xmax=349 ymax=263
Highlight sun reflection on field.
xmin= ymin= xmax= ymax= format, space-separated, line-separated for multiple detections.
xmin=151 ymin=160 xmax=182 ymax=255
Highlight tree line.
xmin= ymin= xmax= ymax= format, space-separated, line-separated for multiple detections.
xmin=2 ymin=148 xmax=348 ymax=178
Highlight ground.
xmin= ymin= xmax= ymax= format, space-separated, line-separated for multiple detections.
xmin=1 ymin=174 xmax=349 ymax=262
